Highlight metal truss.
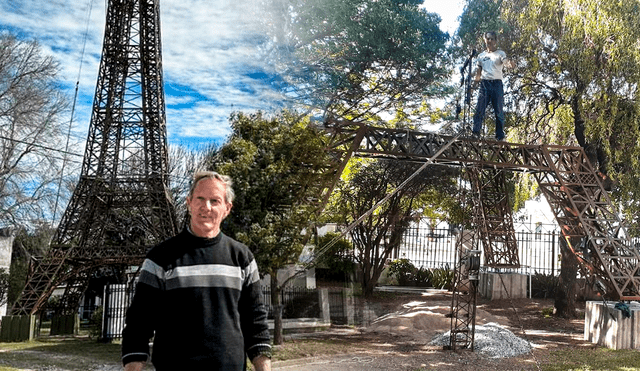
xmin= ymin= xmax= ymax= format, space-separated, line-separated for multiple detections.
xmin=447 ymin=228 xmax=481 ymax=350
xmin=323 ymin=120 xmax=640 ymax=301
xmin=532 ymin=147 xmax=640 ymax=300
xmin=12 ymin=0 xmax=177 ymax=316
xmin=468 ymin=167 xmax=520 ymax=268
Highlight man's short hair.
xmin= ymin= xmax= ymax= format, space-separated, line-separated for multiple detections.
xmin=188 ymin=171 xmax=235 ymax=204
xmin=484 ymin=31 xmax=497 ymax=39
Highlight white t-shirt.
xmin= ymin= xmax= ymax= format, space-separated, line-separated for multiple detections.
xmin=476 ymin=50 xmax=508 ymax=80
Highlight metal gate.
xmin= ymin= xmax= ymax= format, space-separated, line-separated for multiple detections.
xmin=102 ymin=283 xmax=133 ymax=341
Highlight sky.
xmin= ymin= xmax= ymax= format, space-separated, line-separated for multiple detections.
xmin=0 ymin=0 xmax=466 ymax=153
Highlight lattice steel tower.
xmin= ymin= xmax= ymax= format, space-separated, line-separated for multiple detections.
xmin=12 ymin=0 xmax=178 ymax=316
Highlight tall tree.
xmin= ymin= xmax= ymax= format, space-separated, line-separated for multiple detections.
xmin=200 ymin=110 xmax=333 ymax=345
xmin=0 ymin=32 xmax=72 ymax=229
xmin=331 ymin=159 xmax=458 ymax=297
xmin=263 ymin=0 xmax=451 ymax=121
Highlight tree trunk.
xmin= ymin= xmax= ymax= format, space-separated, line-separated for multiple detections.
xmin=554 ymin=236 xmax=579 ymax=318
xmin=270 ymin=274 xmax=284 ymax=345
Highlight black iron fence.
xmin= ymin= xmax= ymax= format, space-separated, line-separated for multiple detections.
xmin=260 ymin=285 xmax=320 ymax=319
xmin=101 ymin=283 xmax=133 ymax=341
xmin=397 ymin=220 xmax=561 ymax=275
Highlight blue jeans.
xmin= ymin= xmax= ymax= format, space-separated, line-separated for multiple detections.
xmin=472 ymin=79 xmax=505 ymax=140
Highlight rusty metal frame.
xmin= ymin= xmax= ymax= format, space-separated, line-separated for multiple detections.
xmin=322 ymin=120 xmax=640 ymax=301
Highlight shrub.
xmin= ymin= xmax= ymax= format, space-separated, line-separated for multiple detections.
xmin=89 ymin=306 xmax=103 ymax=341
xmin=531 ymin=272 xmax=559 ymax=299
xmin=315 ymin=232 xmax=355 ymax=279
xmin=430 ymin=266 xmax=454 ymax=290
xmin=388 ymin=259 xmax=417 ymax=286
xmin=414 ymin=266 xmax=433 ymax=287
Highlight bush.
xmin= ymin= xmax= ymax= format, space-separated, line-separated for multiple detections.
xmin=414 ymin=266 xmax=433 ymax=287
xmin=531 ymin=272 xmax=559 ymax=299
xmin=388 ymin=259 xmax=416 ymax=286
xmin=315 ymin=232 xmax=355 ymax=279
xmin=388 ymin=259 xmax=446 ymax=288
xmin=430 ymin=266 xmax=454 ymax=290
xmin=89 ymin=306 xmax=103 ymax=340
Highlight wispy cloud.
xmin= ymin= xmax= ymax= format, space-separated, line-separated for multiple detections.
xmin=0 ymin=0 xmax=279 ymax=148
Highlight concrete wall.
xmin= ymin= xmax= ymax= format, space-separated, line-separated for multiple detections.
xmin=478 ymin=272 xmax=528 ymax=300
xmin=584 ymin=301 xmax=640 ymax=350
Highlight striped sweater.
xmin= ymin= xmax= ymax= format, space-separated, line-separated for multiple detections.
xmin=121 ymin=229 xmax=271 ymax=370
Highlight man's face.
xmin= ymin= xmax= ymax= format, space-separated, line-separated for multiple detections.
xmin=186 ymin=177 xmax=232 ymax=238
xmin=484 ymin=33 xmax=497 ymax=52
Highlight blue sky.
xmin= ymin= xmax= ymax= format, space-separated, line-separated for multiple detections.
xmin=0 ymin=0 xmax=465 ymax=152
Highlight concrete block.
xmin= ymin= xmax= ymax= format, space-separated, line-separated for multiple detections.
xmin=479 ymin=272 xmax=527 ymax=300
xmin=584 ymin=301 xmax=640 ymax=350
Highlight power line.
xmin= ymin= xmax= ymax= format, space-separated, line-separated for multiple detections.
xmin=0 ymin=135 xmax=83 ymax=158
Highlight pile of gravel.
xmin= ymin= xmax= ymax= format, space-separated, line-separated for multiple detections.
xmin=430 ymin=322 xmax=534 ymax=358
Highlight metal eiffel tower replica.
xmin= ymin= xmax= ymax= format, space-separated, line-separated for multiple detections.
xmin=12 ymin=0 xmax=178 ymax=317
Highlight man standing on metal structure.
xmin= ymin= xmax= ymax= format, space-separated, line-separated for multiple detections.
xmin=121 ymin=171 xmax=272 ymax=371
xmin=471 ymin=31 xmax=515 ymax=141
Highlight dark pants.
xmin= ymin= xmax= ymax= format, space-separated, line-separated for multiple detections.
xmin=472 ymin=79 xmax=505 ymax=140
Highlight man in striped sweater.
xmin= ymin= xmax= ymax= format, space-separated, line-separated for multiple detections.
xmin=122 ymin=171 xmax=272 ymax=371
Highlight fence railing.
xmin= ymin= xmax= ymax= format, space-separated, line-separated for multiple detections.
xmin=260 ymin=286 xmax=320 ymax=319
xmin=396 ymin=221 xmax=561 ymax=276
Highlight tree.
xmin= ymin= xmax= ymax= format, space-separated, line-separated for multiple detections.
xmin=458 ymin=0 xmax=640 ymax=317
xmin=331 ymin=159 xmax=458 ymax=297
xmin=7 ymin=224 xmax=55 ymax=308
xmin=199 ymin=110 xmax=333 ymax=345
xmin=263 ymin=0 xmax=451 ymax=121
xmin=0 ymin=32 xmax=72 ymax=230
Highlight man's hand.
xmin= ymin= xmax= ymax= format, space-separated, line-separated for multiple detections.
xmin=124 ymin=361 xmax=145 ymax=371
xmin=252 ymin=355 xmax=271 ymax=371
xmin=505 ymin=59 xmax=516 ymax=69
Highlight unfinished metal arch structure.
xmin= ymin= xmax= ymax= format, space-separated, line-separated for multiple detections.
xmin=12 ymin=0 xmax=178 ymax=317
xmin=320 ymin=119 xmax=640 ymax=349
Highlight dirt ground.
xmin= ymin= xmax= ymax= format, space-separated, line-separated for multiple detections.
xmin=273 ymin=290 xmax=593 ymax=370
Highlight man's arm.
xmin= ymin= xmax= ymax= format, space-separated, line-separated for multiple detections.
xmin=252 ymin=355 xmax=271 ymax=371
xmin=474 ymin=65 xmax=482 ymax=82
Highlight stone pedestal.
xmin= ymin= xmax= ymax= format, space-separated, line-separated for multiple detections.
xmin=584 ymin=301 xmax=640 ymax=349
xmin=478 ymin=272 xmax=527 ymax=300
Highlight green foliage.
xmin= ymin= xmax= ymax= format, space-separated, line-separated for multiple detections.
xmin=530 ymin=272 xmax=559 ymax=299
xmin=8 ymin=226 xmax=55 ymax=307
xmin=387 ymin=259 xmax=451 ymax=288
xmin=331 ymin=159 xmax=458 ymax=296
xmin=203 ymin=111 xmax=332 ymax=278
xmin=315 ymin=232 xmax=355 ymax=275
xmin=430 ymin=266 xmax=454 ymax=290
xmin=388 ymin=259 xmax=417 ymax=286
xmin=263 ymin=0 xmax=451 ymax=120
xmin=456 ymin=0 xmax=511 ymax=53
xmin=88 ymin=306 xmax=103 ymax=341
